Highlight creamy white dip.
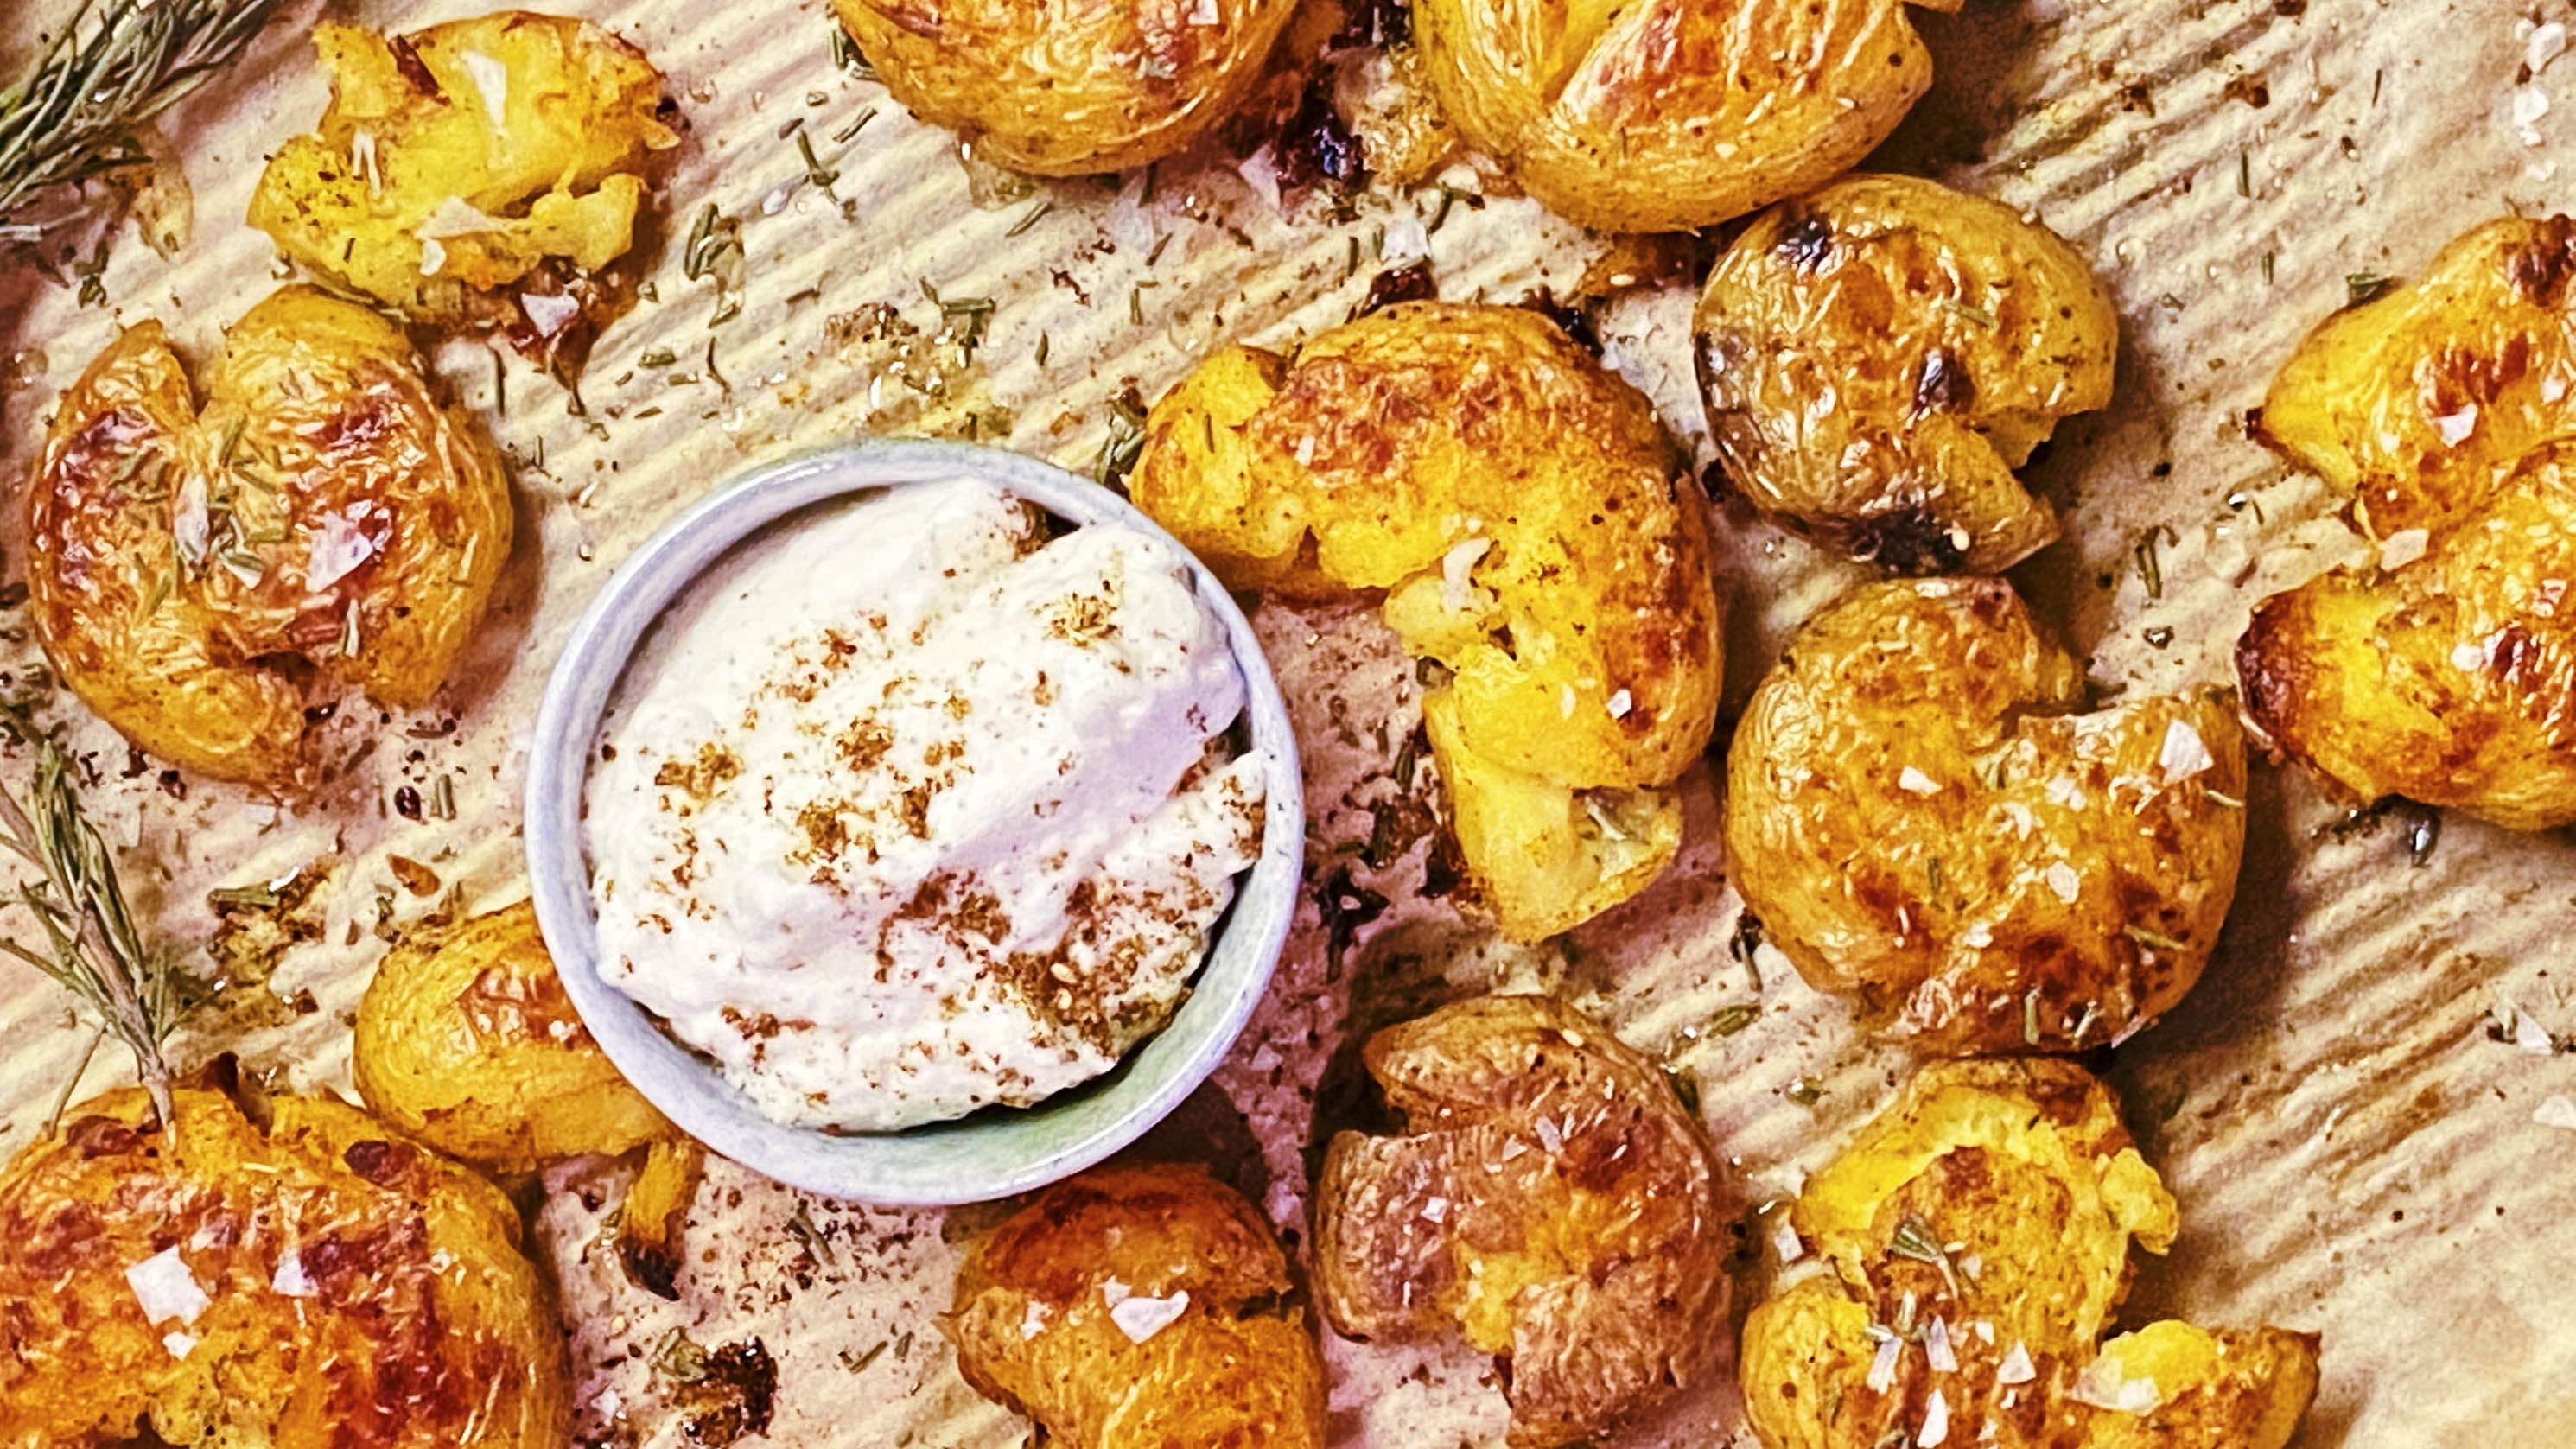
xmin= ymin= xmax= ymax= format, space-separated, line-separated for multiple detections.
xmin=585 ymin=478 xmax=1264 ymax=1131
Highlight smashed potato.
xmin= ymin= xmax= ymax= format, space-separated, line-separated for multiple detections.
xmin=1131 ymin=302 xmax=1722 ymax=940
xmin=1415 ymin=0 xmax=1956 ymax=233
xmin=2239 ymin=214 xmax=2576 ymax=829
xmin=1725 ymin=578 xmax=2246 ymax=1055
xmin=0 ymin=1083 xmax=568 ymax=1448
xmin=1315 ymin=995 xmax=1728 ymax=1448
xmin=947 ymin=1164 xmax=1325 ymax=1448
xmin=26 ymin=286 xmax=512 ymax=786
xmin=834 ymin=0 xmax=1301 ymax=176
xmin=1696 ymin=175 xmax=2117 ymax=572
xmin=1740 ymin=1059 xmax=2319 ymax=1449
xmin=355 ymin=900 xmax=667 ymax=1176
xmin=248 ymin=12 xmax=675 ymax=367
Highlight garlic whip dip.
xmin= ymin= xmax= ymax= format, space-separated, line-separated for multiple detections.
xmin=585 ymin=478 xmax=1265 ymax=1132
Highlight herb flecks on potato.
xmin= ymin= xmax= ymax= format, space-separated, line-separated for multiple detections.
xmin=355 ymin=900 xmax=668 ymax=1177
xmin=946 ymin=1164 xmax=1326 ymax=1448
xmin=1131 ymin=302 xmax=1722 ymax=941
xmin=0 ymin=1084 xmax=569 ymax=1449
xmin=1315 ymin=995 xmax=1729 ymax=1449
xmin=2239 ymin=214 xmax=2576 ymax=829
xmin=248 ymin=11 xmax=675 ymax=372
xmin=26 ymin=285 xmax=512 ymax=787
xmin=1740 ymin=1059 xmax=2319 ymax=1449
xmin=1415 ymin=0 xmax=1957 ymax=233
xmin=1696 ymin=175 xmax=2117 ymax=573
xmin=1725 ymin=578 xmax=2246 ymax=1055
xmin=834 ymin=0 xmax=1302 ymax=177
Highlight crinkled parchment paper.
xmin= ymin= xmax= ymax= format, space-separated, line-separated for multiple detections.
xmin=2 ymin=0 xmax=2573 ymax=1445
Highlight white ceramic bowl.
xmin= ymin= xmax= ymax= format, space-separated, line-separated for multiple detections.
xmin=524 ymin=440 xmax=1301 ymax=1206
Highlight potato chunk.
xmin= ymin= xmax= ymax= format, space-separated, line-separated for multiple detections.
xmin=1724 ymin=578 xmax=2246 ymax=1055
xmin=946 ymin=1165 xmax=1326 ymax=1448
xmin=1314 ymin=995 xmax=1729 ymax=1448
xmin=1740 ymin=1059 xmax=2319 ymax=1449
xmin=1415 ymin=0 xmax=1958 ymax=232
xmin=25 ymin=286 xmax=512 ymax=786
xmin=0 ymin=1084 xmax=568 ymax=1449
xmin=1695 ymin=175 xmax=2117 ymax=572
xmin=2239 ymin=214 xmax=2576 ymax=829
xmin=1131 ymin=302 xmax=1723 ymax=940
xmin=248 ymin=12 xmax=675 ymax=369
xmin=833 ymin=0 xmax=1302 ymax=176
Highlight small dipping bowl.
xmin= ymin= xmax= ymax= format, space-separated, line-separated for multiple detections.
xmin=525 ymin=440 xmax=1301 ymax=1206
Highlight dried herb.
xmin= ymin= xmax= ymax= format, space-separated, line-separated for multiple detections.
xmin=2345 ymin=271 xmax=2391 ymax=307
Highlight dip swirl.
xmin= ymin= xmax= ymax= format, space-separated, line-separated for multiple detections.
xmin=586 ymin=479 xmax=1264 ymax=1131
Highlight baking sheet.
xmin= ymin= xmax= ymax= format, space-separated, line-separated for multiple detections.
xmin=2 ymin=0 xmax=2573 ymax=1444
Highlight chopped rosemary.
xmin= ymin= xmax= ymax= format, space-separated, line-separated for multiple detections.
xmin=2133 ymin=526 xmax=2171 ymax=600
xmin=2345 ymin=271 xmax=2391 ymax=306
xmin=2124 ymin=924 xmax=2187 ymax=951
xmin=794 ymin=129 xmax=840 ymax=199
xmin=2023 ymin=988 xmax=2041 ymax=1045
xmin=1887 ymin=1215 xmax=1961 ymax=1294
xmin=431 ymin=773 xmax=455 ymax=820
xmin=1007 ymin=198 xmax=1053 ymax=237
xmin=1034 ymin=332 xmax=1050 ymax=366
xmin=834 ymin=106 xmax=877 ymax=143
xmin=639 ymin=347 xmax=677 ymax=368
xmin=1707 ymin=1003 xmax=1759 ymax=1038
xmin=1936 ymin=296 xmax=1997 ymax=328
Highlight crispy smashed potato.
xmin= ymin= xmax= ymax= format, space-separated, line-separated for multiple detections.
xmin=1315 ymin=995 xmax=1728 ymax=1448
xmin=1695 ymin=175 xmax=2117 ymax=573
xmin=1415 ymin=0 xmax=1956 ymax=233
xmin=248 ymin=12 xmax=675 ymax=365
xmin=1131 ymin=302 xmax=1722 ymax=940
xmin=1741 ymin=1059 xmax=2319 ymax=1449
xmin=2239 ymin=214 xmax=2576 ymax=829
xmin=0 ymin=1084 xmax=568 ymax=1448
xmin=355 ymin=900 xmax=667 ymax=1176
xmin=947 ymin=1164 xmax=1325 ymax=1448
xmin=26 ymin=286 xmax=512 ymax=786
xmin=834 ymin=0 xmax=1301 ymax=175
xmin=1726 ymin=578 xmax=2246 ymax=1055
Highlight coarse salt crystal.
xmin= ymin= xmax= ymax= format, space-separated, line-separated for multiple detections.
xmin=2379 ymin=528 xmax=2431 ymax=570
xmin=1559 ymin=684 xmax=1576 ymax=718
xmin=1606 ymin=689 xmax=1632 ymax=720
xmin=1997 ymin=1342 xmax=2038 ymax=1384
xmin=1899 ymin=766 xmax=1941 ymax=795
xmin=1021 ymin=1301 xmax=1048 ymax=1338
xmin=1383 ymin=217 xmax=1430 ymax=264
xmin=419 ymin=236 xmax=448 ymax=276
xmin=2535 ymin=1094 xmax=2576 ymax=1131
xmin=1534 ymin=1116 xmax=1562 ymax=1153
xmin=1919 ymin=1389 xmax=1951 ymax=1446
xmin=306 ymin=510 xmax=380 ymax=592
xmin=592 ymin=1389 xmax=623 ymax=1419
xmin=1110 ymin=1289 xmax=1190 ymax=1344
xmin=462 ymin=50 xmax=510 ymax=130
xmin=2045 ymin=862 xmax=2081 ymax=904
xmin=522 ymin=290 xmax=582 ymax=339
xmin=418 ymin=195 xmax=517 ymax=240
xmin=1441 ymin=537 xmax=1492 ymax=612
xmin=1971 ymin=1319 xmax=1995 ymax=1344
xmin=2433 ymin=406 xmax=2479 ymax=448
xmin=1100 ymin=1277 xmax=1131 ymax=1307
xmin=162 ymin=1331 xmax=198 ymax=1360
xmin=1926 ymin=1316 xmax=1958 ymax=1372
xmin=1866 ymin=1335 xmax=1902 ymax=1393
xmin=127 ymin=1248 xmax=212 ymax=1326
xmin=2070 ymin=1360 xmax=2166 ymax=1414
xmin=1190 ymin=0 xmax=1220 ymax=22
xmin=2453 ymin=640 xmax=2489 ymax=670
xmin=1962 ymin=923 xmax=1994 ymax=949
xmin=271 ymin=1248 xmax=317 ymax=1299
xmin=2533 ymin=22 xmax=2570 ymax=73
xmin=173 ymin=475 xmax=212 ymax=564
xmin=2514 ymin=86 xmax=2553 ymax=130
xmin=2158 ymin=719 xmax=2215 ymax=782
xmin=2512 ymin=1003 xmax=2555 ymax=1055
xmin=1773 ymin=1221 xmax=1804 ymax=1263
xmin=1422 ymin=1197 xmax=1450 ymax=1223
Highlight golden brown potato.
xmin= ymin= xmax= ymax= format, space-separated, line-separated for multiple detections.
xmin=248 ymin=12 xmax=676 ymax=367
xmin=0 ymin=1084 xmax=568 ymax=1448
xmin=1415 ymin=0 xmax=1957 ymax=233
xmin=1130 ymin=302 xmax=1722 ymax=940
xmin=1740 ymin=1059 xmax=2319 ymax=1449
xmin=1695 ymin=175 xmax=2117 ymax=573
xmin=355 ymin=901 xmax=667 ymax=1177
xmin=947 ymin=1164 xmax=1325 ymax=1448
xmin=1725 ymin=578 xmax=2246 ymax=1055
xmin=26 ymin=286 xmax=512 ymax=786
xmin=1314 ymin=995 xmax=1728 ymax=1448
xmin=834 ymin=0 xmax=1302 ymax=176
xmin=2239 ymin=214 xmax=2576 ymax=829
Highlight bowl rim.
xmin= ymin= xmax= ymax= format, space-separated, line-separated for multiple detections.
xmin=524 ymin=439 xmax=1301 ymax=1206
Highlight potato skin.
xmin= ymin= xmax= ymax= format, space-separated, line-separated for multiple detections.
xmin=2240 ymin=215 xmax=2576 ymax=829
xmin=835 ymin=0 xmax=1301 ymax=176
xmin=1740 ymin=1059 xmax=2319 ymax=1449
xmin=1314 ymin=995 xmax=1728 ymax=1449
xmin=1725 ymin=578 xmax=2246 ymax=1055
xmin=355 ymin=901 xmax=667 ymax=1178
xmin=946 ymin=1164 xmax=1325 ymax=1449
xmin=1696 ymin=175 xmax=2117 ymax=573
xmin=26 ymin=286 xmax=512 ymax=785
xmin=0 ymin=1086 xmax=569 ymax=1449
xmin=1130 ymin=302 xmax=1722 ymax=940
xmin=248 ymin=13 xmax=674 ymax=344
xmin=1415 ymin=0 xmax=1956 ymax=233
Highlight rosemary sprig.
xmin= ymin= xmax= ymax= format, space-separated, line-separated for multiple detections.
xmin=0 ymin=0 xmax=287 ymax=238
xmin=0 ymin=732 xmax=177 ymax=1123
